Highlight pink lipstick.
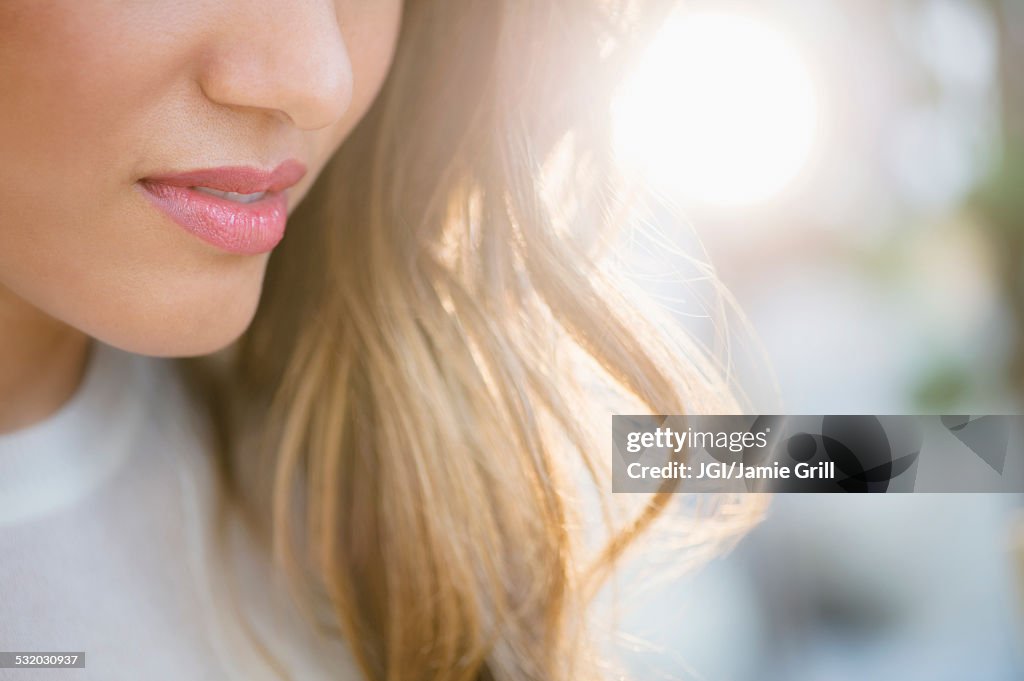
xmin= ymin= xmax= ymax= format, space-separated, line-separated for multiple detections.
xmin=139 ymin=160 xmax=307 ymax=255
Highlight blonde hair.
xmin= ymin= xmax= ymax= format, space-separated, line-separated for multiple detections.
xmin=190 ymin=2 xmax=767 ymax=679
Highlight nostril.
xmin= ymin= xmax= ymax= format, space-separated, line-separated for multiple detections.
xmin=196 ymin=13 xmax=354 ymax=131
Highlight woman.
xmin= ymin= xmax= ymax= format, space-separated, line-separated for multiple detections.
xmin=0 ymin=1 xmax=763 ymax=679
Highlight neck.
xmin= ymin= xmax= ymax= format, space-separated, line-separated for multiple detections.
xmin=0 ymin=285 xmax=90 ymax=434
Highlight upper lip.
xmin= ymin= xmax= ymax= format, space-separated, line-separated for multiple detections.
xmin=140 ymin=159 xmax=307 ymax=194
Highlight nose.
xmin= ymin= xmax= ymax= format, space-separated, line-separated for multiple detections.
xmin=198 ymin=0 xmax=354 ymax=131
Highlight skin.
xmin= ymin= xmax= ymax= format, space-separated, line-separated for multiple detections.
xmin=0 ymin=1 xmax=403 ymax=432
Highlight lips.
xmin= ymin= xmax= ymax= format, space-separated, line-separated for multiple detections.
xmin=139 ymin=160 xmax=307 ymax=255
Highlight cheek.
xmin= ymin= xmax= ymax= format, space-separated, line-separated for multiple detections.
xmin=0 ymin=6 xmax=272 ymax=356
xmin=342 ymin=2 xmax=404 ymax=107
xmin=0 ymin=6 xmax=188 ymax=188
xmin=307 ymin=2 xmax=404 ymax=173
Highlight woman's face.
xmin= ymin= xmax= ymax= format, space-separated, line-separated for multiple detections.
xmin=0 ymin=1 xmax=402 ymax=356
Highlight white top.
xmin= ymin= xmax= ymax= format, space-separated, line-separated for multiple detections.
xmin=0 ymin=341 xmax=360 ymax=681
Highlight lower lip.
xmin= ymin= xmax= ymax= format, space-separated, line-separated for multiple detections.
xmin=139 ymin=181 xmax=289 ymax=255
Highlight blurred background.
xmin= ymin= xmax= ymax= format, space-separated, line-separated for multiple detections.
xmin=605 ymin=0 xmax=1024 ymax=679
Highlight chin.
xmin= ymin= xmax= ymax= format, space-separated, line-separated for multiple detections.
xmin=93 ymin=292 xmax=261 ymax=358
xmin=74 ymin=260 xmax=268 ymax=359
